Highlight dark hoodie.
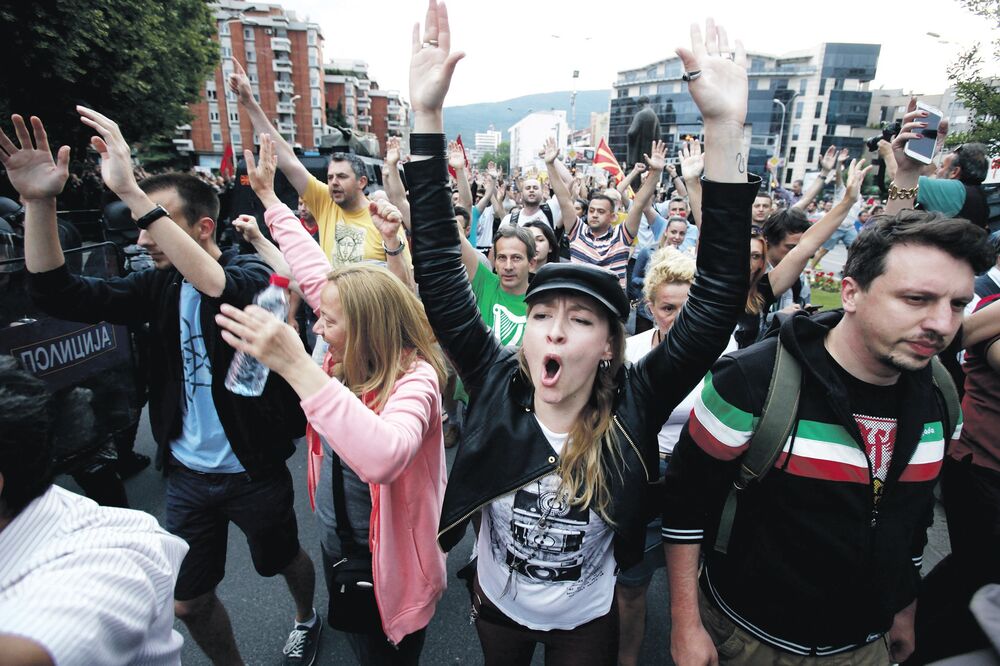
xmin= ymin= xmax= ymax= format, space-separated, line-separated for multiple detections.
xmin=663 ymin=311 xmax=951 ymax=654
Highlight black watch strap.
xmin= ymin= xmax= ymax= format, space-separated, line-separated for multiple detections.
xmin=135 ymin=205 xmax=170 ymax=229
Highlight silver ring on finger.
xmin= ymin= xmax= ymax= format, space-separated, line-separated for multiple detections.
xmin=681 ymin=70 xmax=702 ymax=83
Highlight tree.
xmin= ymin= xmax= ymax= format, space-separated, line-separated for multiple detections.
xmin=945 ymin=0 xmax=1000 ymax=150
xmin=478 ymin=141 xmax=510 ymax=171
xmin=0 ymin=0 xmax=217 ymax=155
xmin=326 ymin=100 xmax=347 ymax=128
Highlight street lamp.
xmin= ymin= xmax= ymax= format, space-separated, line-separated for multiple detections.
xmin=772 ymin=92 xmax=797 ymax=187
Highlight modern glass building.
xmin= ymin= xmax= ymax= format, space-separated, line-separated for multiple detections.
xmin=610 ymin=43 xmax=880 ymax=187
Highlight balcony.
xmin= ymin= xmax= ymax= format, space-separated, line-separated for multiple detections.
xmin=276 ymin=101 xmax=296 ymax=114
xmin=176 ymin=123 xmax=192 ymax=131
xmin=356 ymin=97 xmax=371 ymax=109
xmin=387 ymin=120 xmax=403 ymax=130
xmin=275 ymin=81 xmax=295 ymax=94
xmin=172 ymin=139 xmax=194 ymax=152
xmin=357 ymin=115 xmax=372 ymax=127
xmin=271 ymin=37 xmax=291 ymax=52
xmin=277 ymin=121 xmax=296 ymax=133
xmin=387 ymin=104 xmax=402 ymax=114
xmin=273 ymin=60 xmax=293 ymax=74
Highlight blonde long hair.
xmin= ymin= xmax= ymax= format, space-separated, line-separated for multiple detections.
xmin=325 ymin=265 xmax=447 ymax=411
xmin=518 ymin=298 xmax=628 ymax=523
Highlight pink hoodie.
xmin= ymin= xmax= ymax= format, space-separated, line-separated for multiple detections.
xmin=264 ymin=203 xmax=447 ymax=644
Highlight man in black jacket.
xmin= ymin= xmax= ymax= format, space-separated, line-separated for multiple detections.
xmin=3 ymin=111 xmax=320 ymax=666
xmin=663 ymin=211 xmax=993 ymax=664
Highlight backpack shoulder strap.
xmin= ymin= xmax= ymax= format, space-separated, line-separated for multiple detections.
xmin=540 ymin=202 xmax=554 ymax=225
xmin=714 ymin=340 xmax=802 ymax=554
xmin=930 ymin=356 xmax=960 ymax=441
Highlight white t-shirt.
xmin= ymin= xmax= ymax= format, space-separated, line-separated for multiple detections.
xmin=625 ymin=329 xmax=738 ymax=456
xmin=476 ymin=205 xmax=497 ymax=248
xmin=0 ymin=486 xmax=188 ymax=665
xmin=476 ymin=418 xmax=617 ymax=630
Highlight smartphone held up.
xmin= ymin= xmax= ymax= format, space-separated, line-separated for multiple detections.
xmin=903 ymin=102 xmax=944 ymax=165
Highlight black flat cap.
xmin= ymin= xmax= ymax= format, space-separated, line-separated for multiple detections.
xmin=525 ymin=263 xmax=630 ymax=322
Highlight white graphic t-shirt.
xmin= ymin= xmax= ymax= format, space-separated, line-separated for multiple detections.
xmin=476 ymin=418 xmax=617 ymax=630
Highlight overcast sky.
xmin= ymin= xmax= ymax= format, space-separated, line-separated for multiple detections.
xmin=283 ymin=0 xmax=997 ymax=108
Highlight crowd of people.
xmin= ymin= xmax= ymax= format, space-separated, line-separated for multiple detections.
xmin=1 ymin=2 xmax=999 ymax=665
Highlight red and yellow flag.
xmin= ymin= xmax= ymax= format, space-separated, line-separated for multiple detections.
xmin=593 ymin=137 xmax=623 ymax=185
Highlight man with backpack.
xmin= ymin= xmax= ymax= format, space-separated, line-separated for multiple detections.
xmin=662 ymin=210 xmax=993 ymax=664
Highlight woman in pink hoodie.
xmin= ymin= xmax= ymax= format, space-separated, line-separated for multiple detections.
xmin=216 ymin=135 xmax=447 ymax=663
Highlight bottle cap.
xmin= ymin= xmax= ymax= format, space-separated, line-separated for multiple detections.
xmin=269 ymin=274 xmax=290 ymax=289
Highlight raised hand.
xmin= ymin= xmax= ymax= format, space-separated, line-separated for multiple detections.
xmin=836 ymin=148 xmax=849 ymax=166
xmin=675 ymin=19 xmax=748 ymax=126
xmin=0 ymin=115 xmax=70 ymax=200
xmin=843 ymin=158 xmax=873 ymax=201
xmin=244 ymin=134 xmax=278 ymax=199
xmin=539 ymin=136 xmax=560 ymax=164
xmin=409 ymin=0 xmax=464 ymax=116
xmin=819 ymin=145 xmax=837 ymax=174
xmin=448 ymin=140 xmax=465 ymax=170
xmin=644 ymin=140 xmax=668 ymax=172
xmin=385 ymin=136 xmax=402 ymax=168
xmin=368 ymin=192 xmax=405 ymax=240
xmin=77 ymin=106 xmax=142 ymax=197
xmin=679 ymin=139 xmax=704 ymax=180
xmin=891 ymin=98 xmax=939 ymax=174
xmin=229 ymin=60 xmax=255 ymax=106
xmin=487 ymin=161 xmax=499 ymax=179
xmin=231 ymin=214 xmax=264 ymax=243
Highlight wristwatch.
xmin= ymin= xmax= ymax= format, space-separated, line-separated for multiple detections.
xmin=135 ymin=204 xmax=170 ymax=229
xmin=383 ymin=238 xmax=406 ymax=256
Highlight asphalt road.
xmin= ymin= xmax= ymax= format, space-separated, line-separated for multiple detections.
xmin=56 ymin=369 xmax=952 ymax=665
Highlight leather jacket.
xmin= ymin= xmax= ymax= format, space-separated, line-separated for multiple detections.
xmin=404 ymin=153 xmax=759 ymax=569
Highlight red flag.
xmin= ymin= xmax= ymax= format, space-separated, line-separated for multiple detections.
xmin=593 ymin=138 xmax=623 ymax=184
xmin=219 ymin=142 xmax=235 ymax=179
xmin=447 ymin=134 xmax=469 ymax=180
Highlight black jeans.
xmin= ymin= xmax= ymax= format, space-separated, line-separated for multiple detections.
xmin=472 ymin=576 xmax=619 ymax=666
xmin=909 ymin=456 xmax=1000 ymax=664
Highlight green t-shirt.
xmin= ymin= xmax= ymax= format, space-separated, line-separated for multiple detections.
xmin=472 ymin=264 xmax=528 ymax=347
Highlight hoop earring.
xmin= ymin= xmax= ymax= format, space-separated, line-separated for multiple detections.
xmin=599 ymin=359 xmax=611 ymax=371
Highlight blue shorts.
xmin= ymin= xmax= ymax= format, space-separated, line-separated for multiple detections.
xmin=821 ymin=226 xmax=858 ymax=251
xmin=166 ymin=459 xmax=300 ymax=601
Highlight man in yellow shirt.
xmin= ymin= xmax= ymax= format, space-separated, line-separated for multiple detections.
xmin=230 ymin=62 xmax=411 ymax=285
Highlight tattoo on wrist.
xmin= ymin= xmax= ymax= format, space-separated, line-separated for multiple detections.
xmin=737 ymin=153 xmax=746 ymax=174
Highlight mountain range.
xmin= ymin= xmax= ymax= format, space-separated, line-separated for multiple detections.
xmin=443 ymin=90 xmax=611 ymax=144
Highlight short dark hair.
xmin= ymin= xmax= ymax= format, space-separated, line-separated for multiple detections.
xmin=844 ymin=210 xmax=993 ymax=290
xmin=588 ymin=194 xmax=615 ymax=211
xmin=0 ymin=356 xmax=54 ymax=518
xmin=493 ymin=224 xmax=537 ymax=260
xmin=329 ymin=153 xmax=367 ymax=182
xmin=953 ymin=143 xmax=988 ymax=186
xmin=762 ymin=208 xmax=810 ymax=246
xmin=454 ymin=205 xmax=470 ymax=225
xmin=523 ymin=220 xmax=559 ymax=264
xmin=140 ymin=173 xmax=220 ymax=226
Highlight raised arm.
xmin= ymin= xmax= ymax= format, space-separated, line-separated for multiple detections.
xmin=541 ymin=137 xmax=577 ymax=234
xmin=667 ymin=163 xmax=689 ymax=199
xmin=382 ymin=136 xmax=412 ymax=230
xmin=791 ymin=145 xmax=836 ymax=212
xmin=405 ymin=0 xmax=503 ymax=395
xmin=229 ymin=60 xmax=312 ymax=195
xmin=78 ymin=106 xmax=227 ymax=297
xmin=884 ymin=98 xmax=944 ymax=216
xmin=449 ymin=140 xmax=473 ymax=211
xmin=768 ymin=158 xmax=871 ymax=295
xmin=476 ymin=163 xmax=498 ymax=214
xmin=618 ymin=163 xmax=646 ymax=198
xmin=679 ymin=138 xmax=704 ymax=229
xmin=231 ymin=213 xmax=301 ymax=295
xmin=623 ymin=141 xmax=666 ymax=238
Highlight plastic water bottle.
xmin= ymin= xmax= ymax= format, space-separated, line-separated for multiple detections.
xmin=225 ymin=274 xmax=290 ymax=396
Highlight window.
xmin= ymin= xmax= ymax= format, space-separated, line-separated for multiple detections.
xmin=314 ymin=135 xmax=322 ymax=147
xmin=231 ymin=131 xmax=242 ymax=146
xmin=785 ymin=170 xmax=794 ymax=184
xmin=311 ymin=89 xmax=322 ymax=108
xmin=248 ymin=64 xmax=258 ymax=83
xmin=219 ymin=22 xmax=230 ymax=36
xmin=244 ymin=27 xmax=254 ymax=40
xmin=220 ymin=46 xmax=232 ymax=58
xmin=819 ymin=78 xmax=826 ymax=95
xmin=788 ymin=147 xmax=797 ymax=162
xmin=206 ymin=88 xmax=218 ymax=101
xmin=308 ymin=47 xmax=319 ymax=67
xmin=246 ymin=49 xmax=256 ymax=63
xmin=807 ymin=147 xmax=815 ymax=164
xmin=814 ymin=101 xmax=823 ymax=119
xmin=810 ymin=125 xmax=818 ymax=141
xmin=228 ymin=109 xmax=239 ymax=124
xmin=211 ymin=130 xmax=223 ymax=143
xmin=312 ymin=109 xmax=323 ymax=127
xmin=209 ymin=110 xmax=220 ymax=122
xmin=794 ymin=101 xmax=804 ymax=119
xmin=791 ymin=124 xmax=800 ymax=141
xmin=834 ymin=78 xmax=844 ymax=90
xmin=639 ymin=85 xmax=653 ymax=96
xmin=798 ymin=79 xmax=807 ymax=94
xmin=307 ymin=30 xmax=317 ymax=45
xmin=309 ymin=68 xmax=320 ymax=88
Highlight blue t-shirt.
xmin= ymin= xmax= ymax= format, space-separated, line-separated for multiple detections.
xmin=171 ymin=282 xmax=244 ymax=473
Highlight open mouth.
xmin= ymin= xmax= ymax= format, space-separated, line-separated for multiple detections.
xmin=541 ymin=354 xmax=562 ymax=387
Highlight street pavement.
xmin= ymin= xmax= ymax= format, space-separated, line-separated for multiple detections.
xmin=56 ymin=346 xmax=953 ymax=664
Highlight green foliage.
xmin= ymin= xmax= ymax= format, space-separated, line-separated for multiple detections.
xmin=0 ymin=0 xmax=217 ymax=155
xmin=477 ymin=141 xmax=510 ymax=171
xmin=326 ymin=100 xmax=347 ymax=128
xmin=945 ymin=0 xmax=1000 ymax=151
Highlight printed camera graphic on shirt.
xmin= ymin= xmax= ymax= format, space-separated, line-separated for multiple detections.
xmin=510 ymin=488 xmax=588 ymax=555
xmin=505 ymin=549 xmax=584 ymax=582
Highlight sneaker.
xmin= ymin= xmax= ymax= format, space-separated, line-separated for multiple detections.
xmin=282 ymin=615 xmax=321 ymax=666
